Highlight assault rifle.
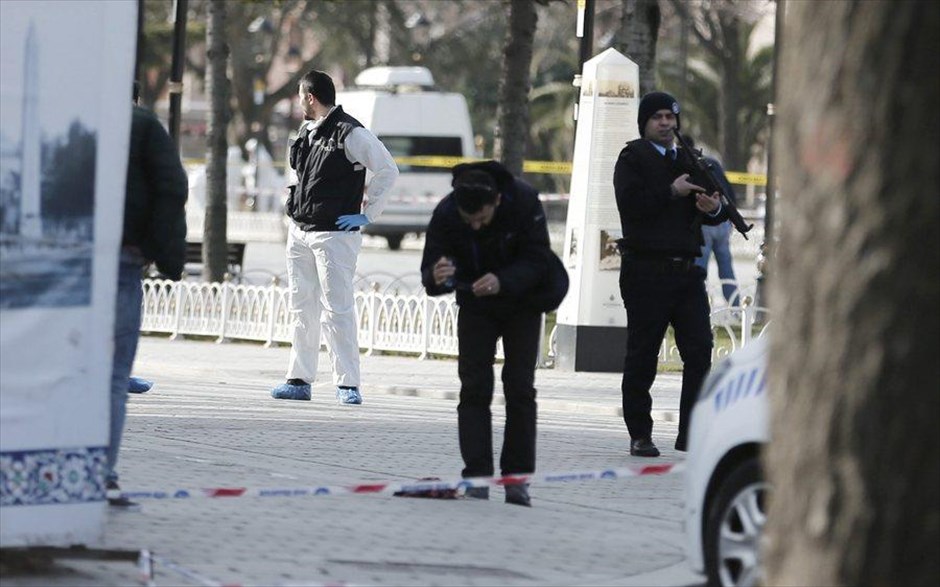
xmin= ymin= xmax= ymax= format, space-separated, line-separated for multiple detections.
xmin=673 ymin=130 xmax=754 ymax=239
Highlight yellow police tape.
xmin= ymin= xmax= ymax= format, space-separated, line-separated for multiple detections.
xmin=724 ymin=171 xmax=767 ymax=187
xmin=393 ymin=156 xmax=575 ymax=175
xmin=184 ymin=156 xmax=767 ymax=185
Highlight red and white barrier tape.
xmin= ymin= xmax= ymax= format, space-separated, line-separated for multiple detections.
xmin=120 ymin=463 xmax=683 ymax=502
xmin=130 ymin=464 xmax=681 ymax=586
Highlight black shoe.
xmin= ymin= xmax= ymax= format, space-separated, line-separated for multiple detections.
xmin=106 ymin=481 xmax=139 ymax=508
xmin=464 ymin=486 xmax=489 ymax=500
xmin=630 ymin=437 xmax=661 ymax=457
xmin=504 ymin=484 xmax=531 ymax=507
xmin=674 ymin=433 xmax=688 ymax=452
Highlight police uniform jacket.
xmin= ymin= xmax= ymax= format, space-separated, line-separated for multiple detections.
xmin=613 ymin=138 xmax=728 ymax=258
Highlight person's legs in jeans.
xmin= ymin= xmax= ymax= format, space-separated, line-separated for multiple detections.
xmin=107 ymin=258 xmax=144 ymax=485
xmin=712 ymin=222 xmax=739 ymax=306
xmin=457 ymin=310 xmax=500 ymax=478
xmin=498 ymin=310 xmax=541 ymax=476
xmin=695 ymin=225 xmax=717 ymax=271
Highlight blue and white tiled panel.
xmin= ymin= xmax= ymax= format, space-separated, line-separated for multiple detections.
xmin=0 ymin=447 xmax=107 ymax=507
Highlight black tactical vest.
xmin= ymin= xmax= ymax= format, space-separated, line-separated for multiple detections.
xmin=287 ymin=106 xmax=367 ymax=231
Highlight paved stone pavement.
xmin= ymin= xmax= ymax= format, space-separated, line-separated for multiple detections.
xmin=1 ymin=337 xmax=702 ymax=587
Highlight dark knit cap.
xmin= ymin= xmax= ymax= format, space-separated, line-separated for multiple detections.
xmin=453 ymin=169 xmax=498 ymax=213
xmin=300 ymin=70 xmax=336 ymax=105
xmin=637 ymin=91 xmax=681 ymax=136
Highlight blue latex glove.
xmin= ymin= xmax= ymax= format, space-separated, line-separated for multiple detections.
xmin=336 ymin=213 xmax=369 ymax=231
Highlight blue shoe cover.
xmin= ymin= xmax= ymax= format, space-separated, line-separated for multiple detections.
xmin=128 ymin=376 xmax=153 ymax=394
xmin=271 ymin=382 xmax=311 ymax=400
xmin=336 ymin=387 xmax=362 ymax=405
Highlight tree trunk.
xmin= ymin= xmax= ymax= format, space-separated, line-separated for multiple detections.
xmin=765 ymin=2 xmax=940 ymax=585
xmin=616 ymin=0 xmax=660 ymax=97
xmin=676 ymin=7 xmax=689 ymax=104
xmin=204 ymin=0 xmax=229 ymax=282
xmin=495 ymin=0 xmax=538 ymax=176
xmin=717 ymin=15 xmax=742 ymax=172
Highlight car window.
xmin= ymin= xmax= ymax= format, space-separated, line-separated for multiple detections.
xmin=378 ymin=136 xmax=463 ymax=173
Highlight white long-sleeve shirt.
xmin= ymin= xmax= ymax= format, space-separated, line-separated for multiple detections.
xmin=344 ymin=125 xmax=399 ymax=222
xmin=288 ymin=108 xmax=399 ymax=223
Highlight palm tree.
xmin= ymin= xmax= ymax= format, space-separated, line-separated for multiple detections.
xmin=523 ymin=0 xmax=578 ymax=193
xmin=659 ymin=39 xmax=773 ymax=170
xmin=527 ymin=80 xmax=576 ymax=193
xmin=665 ymin=0 xmax=773 ymax=173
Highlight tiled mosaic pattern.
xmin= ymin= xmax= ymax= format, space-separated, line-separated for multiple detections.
xmin=1 ymin=446 xmax=107 ymax=506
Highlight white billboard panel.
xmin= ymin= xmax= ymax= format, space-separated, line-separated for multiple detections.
xmin=0 ymin=0 xmax=137 ymax=546
xmin=558 ymin=49 xmax=640 ymax=328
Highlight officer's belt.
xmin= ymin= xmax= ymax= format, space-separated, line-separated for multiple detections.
xmin=622 ymin=251 xmax=696 ymax=272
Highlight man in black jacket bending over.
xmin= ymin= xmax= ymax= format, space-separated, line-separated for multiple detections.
xmin=613 ymin=91 xmax=728 ymax=457
xmin=421 ymin=161 xmax=550 ymax=506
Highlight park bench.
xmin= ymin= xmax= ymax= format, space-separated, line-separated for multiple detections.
xmin=183 ymin=241 xmax=247 ymax=281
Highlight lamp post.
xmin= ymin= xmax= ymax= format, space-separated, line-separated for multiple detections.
xmin=167 ymin=0 xmax=188 ymax=148
xmin=755 ymin=0 xmax=784 ymax=310
xmin=577 ymin=0 xmax=596 ymax=73
xmin=573 ymin=0 xmax=595 ymax=127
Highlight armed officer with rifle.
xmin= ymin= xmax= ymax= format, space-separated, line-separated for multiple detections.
xmin=613 ymin=91 xmax=751 ymax=457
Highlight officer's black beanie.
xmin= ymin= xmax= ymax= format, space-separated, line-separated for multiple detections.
xmin=637 ymin=91 xmax=681 ymax=136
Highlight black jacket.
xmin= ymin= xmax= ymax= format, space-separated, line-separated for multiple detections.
xmin=123 ymin=105 xmax=188 ymax=279
xmin=421 ymin=161 xmax=550 ymax=314
xmin=287 ymin=106 xmax=367 ymax=231
xmin=613 ymin=138 xmax=728 ymax=258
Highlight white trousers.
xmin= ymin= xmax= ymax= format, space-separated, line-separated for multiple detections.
xmin=285 ymin=223 xmax=362 ymax=387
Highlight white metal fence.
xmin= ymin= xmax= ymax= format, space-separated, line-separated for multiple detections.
xmin=141 ymin=278 xmax=467 ymax=357
xmin=141 ymin=277 xmax=768 ymax=367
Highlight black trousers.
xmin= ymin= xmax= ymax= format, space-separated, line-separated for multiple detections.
xmin=620 ymin=259 xmax=712 ymax=441
xmin=457 ymin=306 xmax=541 ymax=478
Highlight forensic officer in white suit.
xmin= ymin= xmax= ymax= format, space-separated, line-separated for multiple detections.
xmin=271 ymin=69 xmax=398 ymax=404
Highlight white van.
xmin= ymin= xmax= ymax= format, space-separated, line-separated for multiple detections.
xmin=337 ymin=66 xmax=476 ymax=250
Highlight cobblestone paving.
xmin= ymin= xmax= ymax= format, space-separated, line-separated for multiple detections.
xmin=1 ymin=338 xmax=702 ymax=587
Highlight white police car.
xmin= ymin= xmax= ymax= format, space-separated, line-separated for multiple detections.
xmin=685 ymin=336 xmax=769 ymax=587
